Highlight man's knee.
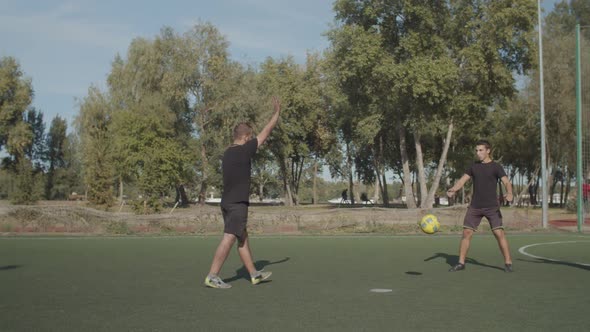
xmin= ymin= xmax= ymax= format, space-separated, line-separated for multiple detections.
xmin=237 ymin=231 xmax=249 ymax=247
xmin=492 ymin=228 xmax=506 ymax=239
xmin=462 ymin=228 xmax=474 ymax=240
xmin=222 ymin=233 xmax=238 ymax=245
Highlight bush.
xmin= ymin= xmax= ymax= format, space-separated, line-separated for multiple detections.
xmin=106 ymin=221 xmax=132 ymax=234
xmin=130 ymin=198 xmax=163 ymax=214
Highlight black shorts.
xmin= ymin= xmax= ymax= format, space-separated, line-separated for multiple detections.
xmin=221 ymin=203 xmax=248 ymax=239
xmin=463 ymin=206 xmax=504 ymax=231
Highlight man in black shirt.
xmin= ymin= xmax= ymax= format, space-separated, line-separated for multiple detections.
xmin=204 ymin=97 xmax=281 ymax=289
xmin=446 ymin=140 xmax=514 ymax=272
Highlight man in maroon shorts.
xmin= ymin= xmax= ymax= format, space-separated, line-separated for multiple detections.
xmin=204 ymin=97 xmax=281 ymax=289
xmin=446 ymin=140 xmax=514 ymax=272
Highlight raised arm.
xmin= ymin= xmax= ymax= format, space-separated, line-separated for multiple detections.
xmin=447 ymin=174 xmax=471 ymax=198
xmin=257 ymin=96 xmax=281 ymax=147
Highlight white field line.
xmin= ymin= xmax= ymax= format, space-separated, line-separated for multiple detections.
xmin=518 ymin=241 xmax=590 ymax=267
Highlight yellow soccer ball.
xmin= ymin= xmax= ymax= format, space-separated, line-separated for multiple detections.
xmin=419 ymin=214 xmax=440 ymax=234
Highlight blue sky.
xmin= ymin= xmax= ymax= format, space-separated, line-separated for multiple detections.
xmin=0 ymin=0 xmax=334 ymax=127
xmin=1 ymin=0 xmax=561 ymax=130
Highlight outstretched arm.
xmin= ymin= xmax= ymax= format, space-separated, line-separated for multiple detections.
xmin=501 ymin=176 xmax=513 ymax=202
xmin=257 ymin=96 xmax=281 ymax=147
xmin=447 ymin=174 xmax=471 ymax=198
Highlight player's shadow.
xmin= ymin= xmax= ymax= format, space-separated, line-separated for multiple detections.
xmin=224 ymin=257 xmax=290 ymax=283
xmin=0 ymin=265 xmax=21 ymax=271
xmin=517 ymin=258 xmax=590 ymax=271
xmin=424 ymin=253 xmax=504 ymax=271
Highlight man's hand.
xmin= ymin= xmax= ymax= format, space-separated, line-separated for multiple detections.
xmin=447 ymin=189 xmax=456 ymax=198
xmin=272 ymin=96 xmax=281 ymax=114
xmin=504 ymin=192 xmax=513 ymax=202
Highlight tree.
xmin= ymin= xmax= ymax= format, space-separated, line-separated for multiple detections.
xmin=257 ymin=56 xmax=335 ymax=205
xmin=0 ymin=56 xmax=33 ymax=152
xmin=328 ymin=0 xmax=537 ymax=208
xmin=23 ymin=107 xmax=46 ymax=171
xmin=507 ymin=0 xmax=590 ymax=207
xmin=0 ymin=56 xmax=41 ymax=204
xmin=104 ymin=24 xmax=260 ymax=210
xmin=45 ymin=116 xmax=68 ymax=199
xmin=76 ymin=86 xmax=115 ymax=206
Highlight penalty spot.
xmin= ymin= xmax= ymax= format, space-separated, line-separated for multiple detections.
xmin=370 ymin=288 xmax=393 ymax=293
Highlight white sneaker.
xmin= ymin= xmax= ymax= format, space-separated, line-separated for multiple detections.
xmin=204 ymin=275 xmax=232 ymax=289
xmin=251 ymin=271 xmax=272 ymax=285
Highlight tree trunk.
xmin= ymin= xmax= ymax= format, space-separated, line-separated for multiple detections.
xmin=312 ymin=160 xmax=318 ymax=205
xmin=414 ymin=132 xmax=428 ymax=207
xmin=346 ymin=141 xmax=355 ymax=205
xmin=354 ymin=177 xmax=361 ymax=203
xmin=564 ymin=170 xmax=571 ymax=207
xmin=398 ymin=125 xmax=416 ymax=208
xmin=293 ymin=159 xmax=304 ymax=205
xmin=119 ymin=175 xmax=124 ymax=202
xmin=373 ymin=178 xmax=381 ymax=204
xmin=516 ymin=167 xmax=539 ymax=206
xmin=376 ymin=136 xmax=389 ymax=206
xmin=281 ymin=158 xmax=293 ymax=206
xmin=198 ymin=143 xmax=208 ymax=205
xmin=424 ymin=121 xmax=453 ymax=208
xmin=559 ymin=171 xmax=564 ymax=207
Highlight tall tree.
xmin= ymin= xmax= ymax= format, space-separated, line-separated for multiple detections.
xmin=258 ymin=56 xmax=334 ymax=205
xmin=329 ymin=0 xmax=537 ymax=208
xmin=45 ymin=115 xmax=68 ymax=199
xmin=23 ymin=107 xmax=46 ymax=171
xmin=529 ymin=0 xmax=590 ymax=205
xmin=0 ymin=56 xmax=33 ymax=152
xmin=76 ymin=86 xmax=115 ymax=206
xmin=105 ymin=24 xmax=259 ymax=209
xmin=0 ymin=56 xmax=41 ymax=204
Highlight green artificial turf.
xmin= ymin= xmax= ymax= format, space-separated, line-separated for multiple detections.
xmin=1 ymin=233 xmax=589 ymax=331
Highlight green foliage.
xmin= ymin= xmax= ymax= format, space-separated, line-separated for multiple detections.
xmin=22 ymin=108 xmax=46 ymax=170
xmin=105 ymin=221 xmax=132 ymax=235
xmin=130 ymin=197 xmax=163 ymax=214
xmin=45 ymin=116 xmax=68 ymax=199
xmin=327 ymin=0 xmax=537 ymax=208
xmin=10 ymin=158 xmax=42 ymax=204
xmin=76 ymin=86 xmax=115 ymax=207
xmin=104 ymin=23 xmax=247 ymax=209
xmin=257 ymin=55 xmax=337 ymax=204
xmin=497 ymin=0 xmax=590 ymax=199
xmin=0 ymin=56 xmax=33 ymax=151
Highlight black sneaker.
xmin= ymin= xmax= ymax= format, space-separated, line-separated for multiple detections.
xmin=449 ymin=263 xmax=465 ymax=272
xmin=504 ymin=264 xmax=513 ymax=273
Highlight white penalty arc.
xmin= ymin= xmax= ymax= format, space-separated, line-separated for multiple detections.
xmin=518 ymin=241 xmax=590 ymax=267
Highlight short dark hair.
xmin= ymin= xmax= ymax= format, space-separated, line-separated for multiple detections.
xmin=233 ymin=123 xmax=253 ymax=140
xmin=476 ymin=139 xmax=491 ymax=150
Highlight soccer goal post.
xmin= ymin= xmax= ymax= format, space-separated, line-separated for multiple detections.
xmin=576 ymin=24 xmax=590 ymax=232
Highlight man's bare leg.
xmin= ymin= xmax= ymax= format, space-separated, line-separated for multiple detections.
xmin=492 ymin=228 xmax=512 ymax=264
xmin=237 ymin=230 xmax=257 ymax=275
xmin=450 ymin=228 xmax=473 ymax=271
xmin=208 ymin=233 xmax=237 ymax=276
xmin=458 ymin=228 xmax=474 ymax=264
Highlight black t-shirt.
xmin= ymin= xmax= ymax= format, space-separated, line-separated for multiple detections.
xmin=221 ymin=138 xmax=258 ymax=205
xmin=465 ymin=161 xmax=507 ymax=208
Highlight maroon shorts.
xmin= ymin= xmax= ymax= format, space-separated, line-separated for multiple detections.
xmin=463 ymin=206 xmax=504 ymax=231
xmin=221 ymin=203 xmax=248 ymax=240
